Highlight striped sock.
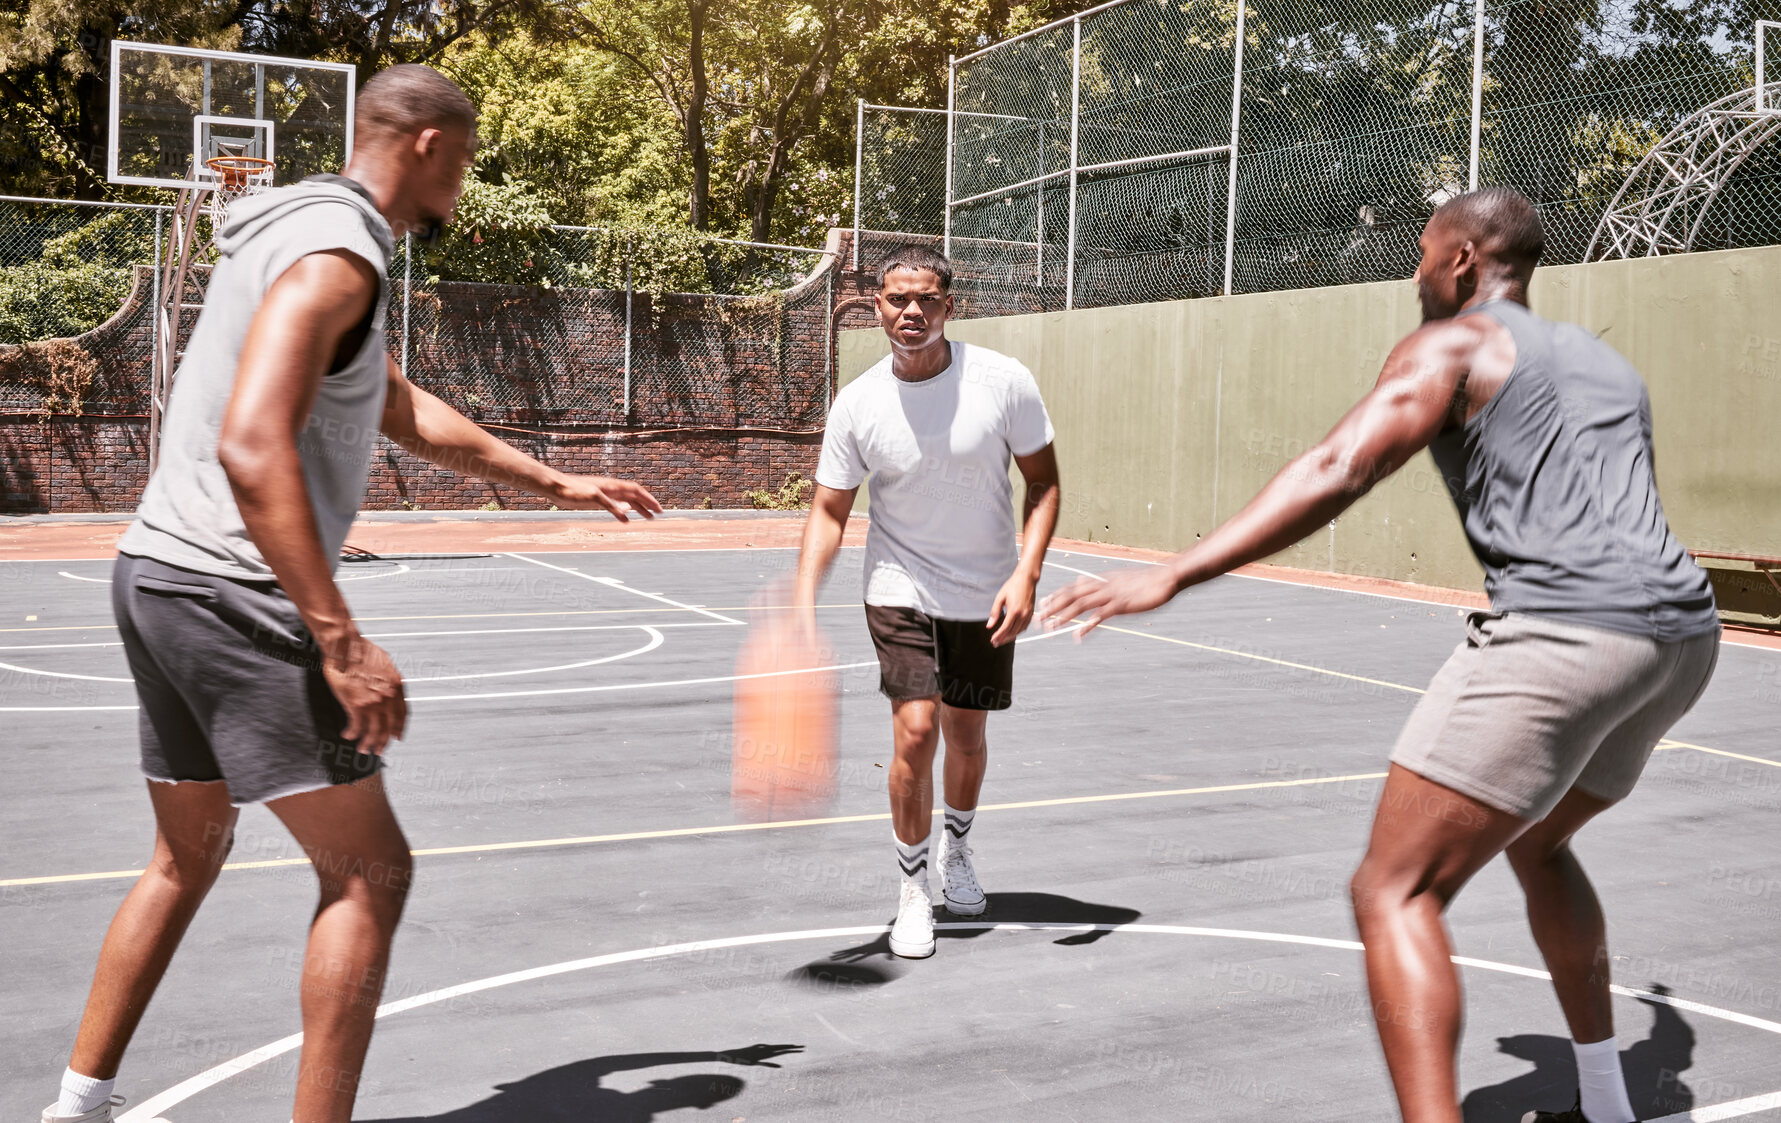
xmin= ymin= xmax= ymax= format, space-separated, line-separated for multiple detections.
xmin=943 ymin=802 xmax=976 ymax=848
xmin=895 ymin=833 xmax=930 ymax=886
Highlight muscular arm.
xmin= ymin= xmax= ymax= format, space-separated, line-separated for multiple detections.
xmin=1041 ymin=320 xmax=1478 ymax=633
xmin=218 ymin=250 xmax=407 ymax=750
xmin=219 ymin=250 xmax=376 ymax=658
xmin=380 ymin=360 xmax=662 ymax=521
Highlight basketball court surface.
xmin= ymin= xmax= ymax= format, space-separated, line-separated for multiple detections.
xmin=3 ymin=513 xmax=1778 ymax=1122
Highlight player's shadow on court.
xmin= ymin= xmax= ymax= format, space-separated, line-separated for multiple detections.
xmin=1461 ymin=986 xmax=1695 ymax=1122
xmin=807 ymin=892 xmax=1143 ymax=978
xmin=361 ymin=1043 xmax=802 ymax=1122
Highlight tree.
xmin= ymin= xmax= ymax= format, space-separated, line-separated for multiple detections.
xmin=0 ymin=0 xmax=243 ymax=198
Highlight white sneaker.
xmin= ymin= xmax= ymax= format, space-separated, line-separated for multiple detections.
xmin=938 ymin=836 xmax=986 ymax=916
xmin=888 ymin=878 xmax=936 ymax=958
xmin=41 ymin=1096 xmax=165 ymax=1123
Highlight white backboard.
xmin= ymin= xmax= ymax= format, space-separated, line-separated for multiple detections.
xmin=108 ymin=41 xmax=354 ymax=190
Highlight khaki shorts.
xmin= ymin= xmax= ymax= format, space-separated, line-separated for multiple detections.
xmin=1390 ymin=611 xmax=1719 ymax=821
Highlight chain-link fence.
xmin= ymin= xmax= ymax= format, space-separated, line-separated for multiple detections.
xmin=0 ymin=195 xmax=836 ymax=431
xmin=0 ymin=196 xmax=168 ymax=418
xmin=852 ymin=104 xmax=950 ymax=272
xmin=858 ymin=0 xmax=1781 ymax=314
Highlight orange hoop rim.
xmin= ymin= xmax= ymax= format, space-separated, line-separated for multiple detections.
xmin=204 ymin=155 xmax=276 ymax=187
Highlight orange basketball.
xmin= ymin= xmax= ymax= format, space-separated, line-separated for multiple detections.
xmin=731 ymin=611 xmax=839 ymax=822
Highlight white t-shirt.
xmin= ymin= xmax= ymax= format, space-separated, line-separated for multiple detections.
xmin=816 ymin=341 xmax=1055 ymax=620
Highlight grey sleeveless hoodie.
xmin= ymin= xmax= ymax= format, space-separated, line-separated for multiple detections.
xmin=1428 ymin=300 xmax=1718 ymax=641
xmin=119 ymin=178 xmax=395 ymax=580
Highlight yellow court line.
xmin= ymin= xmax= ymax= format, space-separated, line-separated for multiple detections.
xmin=0 ymin=604 xmax=862 ymax=634
xmin=0 ymin=771 xmax=1387 ymax=888
xmin=1097 ymin=623 xmax=1428 ymax=695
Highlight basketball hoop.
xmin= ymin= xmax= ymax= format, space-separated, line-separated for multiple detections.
xmin=204 ymin=155 xmax=275 ymax=226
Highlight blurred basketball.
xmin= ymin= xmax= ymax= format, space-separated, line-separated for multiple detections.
xmin=731 ymin=608 xmax=839 ymax=822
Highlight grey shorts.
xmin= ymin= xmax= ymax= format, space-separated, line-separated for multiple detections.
xmin=1390 ymin=611 xmax=1719 ymax=821
xmin=113 ymin=553 xmax=380 ymax=805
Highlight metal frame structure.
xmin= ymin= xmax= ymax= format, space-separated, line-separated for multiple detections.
xmin=857 ymin=0 xmax=1504 ymax=303
xmin=109 ymin=40 xmax=357 ymax=475
xmin=1587 ymin=75 xmax=1781 ymax=261
xmin=1760 ymin=21 xmax=1780 ymax=114
xmin=934 ymin=2 xmax=1244 ymax=307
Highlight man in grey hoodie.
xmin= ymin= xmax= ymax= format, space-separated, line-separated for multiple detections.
xmin=45 ymin=65 xmax=662 ymax=1123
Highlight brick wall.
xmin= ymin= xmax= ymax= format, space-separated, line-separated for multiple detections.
xmin=0 ymin=228 xmax=1047 ymax=515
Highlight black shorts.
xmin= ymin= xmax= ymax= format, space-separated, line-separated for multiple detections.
xmin=113 ymin=553 xmax=380 ymax=805
xmin=865 ymin=604 xmax=1015 ymax=711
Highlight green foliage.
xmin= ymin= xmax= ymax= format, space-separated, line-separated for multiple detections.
xmin=0 ymin=210 xmax=156 ymax=344
xmin=0 ymin=259 xmax=130 ymax=344
xmin=745 ymin=471 xmax=815 ymax=511
xmin=443 ymin=32 xmax=688 ymax=230
xmin=429 ymin=176 xmax=558 ymax=284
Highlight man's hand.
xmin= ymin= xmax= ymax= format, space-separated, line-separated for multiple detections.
xmin=550 ymin=475 xmax=665 ymax=522
xmin=988 ymin=572 xmax=1039 ymax=647
xmin=1039 ymin=566 xmax=1179 ymax=638
xmin=321 ymin=633 xmax=408 ymax=754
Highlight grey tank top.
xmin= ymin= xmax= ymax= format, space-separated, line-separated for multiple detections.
xmin=1428 ymin=300 xmax=1717 ymax=641
xmin=119 ymin=179 xmax=394 ymax=580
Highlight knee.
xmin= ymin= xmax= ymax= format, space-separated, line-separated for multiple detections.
xmin=1349 ymin=862 xmax=1391 ymax=924
xmin=944 ymin=725 xmax=987 ymax=759
xmin=317 ymin=844 xmax=414 ymax=926
xmin=1349 ymin=856 xmax=1433 ymax=927
xmin=1506 ymin=835 xmax=1568 ymax=881
xmin=893 ymin=715 xmax=940 ymax=760
xmin=151 ymin=827 xmax=235 ymax=898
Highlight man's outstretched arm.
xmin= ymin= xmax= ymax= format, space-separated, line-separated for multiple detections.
xmin=379 ymin=358 xmax=663 ymax=521
xmin=1040 ymin=321 xmax=1475 ymax=634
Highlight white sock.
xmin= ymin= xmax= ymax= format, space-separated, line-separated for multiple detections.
xmin=55 ymin=1068 xmax=114 ymax=1116
xmin=895 ymin=833 xmax=930 ymax=888
xmin=1574 ymin=1036 xmax=1635 ymax=1123
xmin=943 ymin=802 xmax=976 ymax=849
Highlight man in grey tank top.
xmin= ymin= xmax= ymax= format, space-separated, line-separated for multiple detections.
xmin=1042 ymin=188 xmax=1718 ymax=1123
xmin=43 ymin=67 xmax=661 ymax=1123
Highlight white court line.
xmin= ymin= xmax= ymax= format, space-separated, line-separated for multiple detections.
xmin=0 ymin=627 xmax=670 ymax=687
xmin=0 ymin=621 xmax=733 ymax=651
xmin=404 ymin=627 xmax=1070 ymax=703
xmin=114 ymin=922 xmax=1781 ymax=1123
xmin=1054 ymin=548 xmax=1488 ymax=615
xmin=0 ymin=659 xmax=130 ymax=684
xmin=406 ymin=627 xmax=664 ymax=682
xmin=55 ymin=570 xmax=111 ymax=583
xmin=1046 ymin=560 xmax=1109 ymax=583
xmin=505 ymin=552 xmax=745 ymax=625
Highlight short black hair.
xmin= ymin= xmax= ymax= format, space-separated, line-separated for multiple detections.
xmin=878 ymin=244 xmax=953 ymax=290
xmin=1430 ymin=187 xmax=1544 ymax=270
xmin=357 ymin=64 xmax=477 ymax=144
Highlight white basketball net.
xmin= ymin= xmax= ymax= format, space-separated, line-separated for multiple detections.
xmin=204 ymin=156 xmax=275 ymax=228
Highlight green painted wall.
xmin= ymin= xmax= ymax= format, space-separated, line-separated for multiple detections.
xmin=838 ymin=244 xmax=1781 ymax=593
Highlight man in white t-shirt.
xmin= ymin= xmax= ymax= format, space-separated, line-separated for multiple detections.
xmin=794 ymin=245 xmax=1060 ymax=958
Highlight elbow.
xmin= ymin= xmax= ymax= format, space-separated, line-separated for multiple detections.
xmin=217 ymin=433 xmax=287 ymax=500
xmin=1303 ymin=443 xmax=1378 ymax=498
